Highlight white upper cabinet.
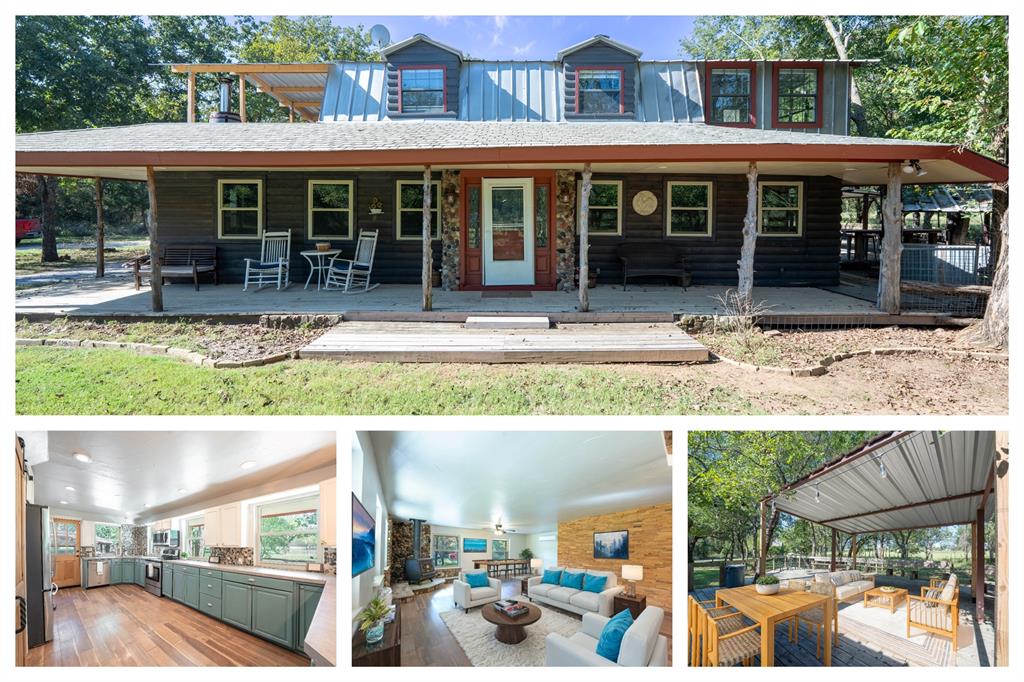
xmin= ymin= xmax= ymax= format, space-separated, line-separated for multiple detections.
xmin=203 ymin=503 xmax=241 ymax=547
xmin=319 ymin=478 xmax=337 ymax=546
xmin=81 ymin=520 xmax=95 ymax=547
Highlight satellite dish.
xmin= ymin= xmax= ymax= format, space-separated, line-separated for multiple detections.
xmin=370 ymin=24 xmax=391 ymax=48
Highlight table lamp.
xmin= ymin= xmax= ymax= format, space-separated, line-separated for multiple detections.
xmin=622 ymin=564 xmax=643 ymax=597
xmin=530 ymin=558 xmax=543 ymax=576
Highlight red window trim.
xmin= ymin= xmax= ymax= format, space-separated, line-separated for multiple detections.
xmin=704 ymin=61 xmax=757 ymax=128
xmin=574 ymin=65 xmax=626 ymax=115
xmin=396 ymin=64 xmax=448 ymax=114
xmin=771 ymin=62 xmax=824 ymax=129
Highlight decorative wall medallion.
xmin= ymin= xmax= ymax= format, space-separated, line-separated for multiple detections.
xmin=632 ymin=190 xmax=658 ymax=216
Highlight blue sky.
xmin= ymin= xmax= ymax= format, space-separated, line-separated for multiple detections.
xmin=327 ymin=16 xmax=697 ymax=60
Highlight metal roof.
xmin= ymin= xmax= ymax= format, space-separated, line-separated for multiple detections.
xmin=772 ymin=431 xmax=996 ymax=535
xmin=556 ymin=35 xmax=643 ymax=60
xmin=460 ymin=62 xmax=564 ymax=122
xmin=637 ymin=62 xmax=704 ymax=123
xmin=380 ymin=33 xmax=464 ymax=61
xmin=319 ymin=62 xmax=388 ymax=122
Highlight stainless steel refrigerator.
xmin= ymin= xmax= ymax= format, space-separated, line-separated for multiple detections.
xmin=25 ymin=503 xmax=56 ymax=648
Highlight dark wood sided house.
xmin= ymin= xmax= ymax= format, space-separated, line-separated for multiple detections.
xmin=15 ymin=33 xmax=1007 ymax=313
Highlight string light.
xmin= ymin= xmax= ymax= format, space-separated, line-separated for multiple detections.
xmin=815 ymin=483 xmax=821 ymax=503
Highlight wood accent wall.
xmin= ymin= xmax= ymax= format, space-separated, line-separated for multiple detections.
xmin=558 ymin=502 xmax=672 ymax=613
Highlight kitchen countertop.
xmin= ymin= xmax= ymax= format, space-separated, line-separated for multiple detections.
xmin=82 ymin=555 xmax=164 ymax=560
xmin=163 ymin=559 xmax=336 ymax=666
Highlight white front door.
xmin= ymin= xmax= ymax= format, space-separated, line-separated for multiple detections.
xmin=482 ymin=178 xmax=534 ymax=286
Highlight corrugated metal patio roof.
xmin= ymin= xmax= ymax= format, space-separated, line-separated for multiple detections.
xmin=771 ymin=431 xmax=996 ymax=534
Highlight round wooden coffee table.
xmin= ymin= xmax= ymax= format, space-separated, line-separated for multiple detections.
xmin=481 ymin=602 xmax=541 ymax=644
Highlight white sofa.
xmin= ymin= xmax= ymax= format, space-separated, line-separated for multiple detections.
xmin=453 ymin=569 xmax=501 ymax=612
xmin=814 ymin=569 xmax=876 ymax=602
xmin=545 ymin=607 xmax=669 ymax=666
xmin=527 ymin=568 xmax=623 ymax=617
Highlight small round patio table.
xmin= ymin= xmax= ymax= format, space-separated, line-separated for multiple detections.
xmin=300 ymin=249 xmax=341 ymax=290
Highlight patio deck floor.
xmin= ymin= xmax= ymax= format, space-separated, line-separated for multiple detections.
xmin=691 ymin=578 xmax=995 ymax=667
xmin=16 ymin=279 xmax=893 ymax=321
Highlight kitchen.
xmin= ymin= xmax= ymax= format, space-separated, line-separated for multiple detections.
xmin=14 ymin=430 xmax=338 ymax=667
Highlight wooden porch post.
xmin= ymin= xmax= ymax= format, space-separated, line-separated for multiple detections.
xmin=995 ymin=431 xmax=1009 ymax=666
xmin=851 ymin=533 xmax=858 ymax=570
xmin=94 ymin=178 xmax=105 ymax=278
xmin=239 ymin=75 xmax=247 ymax=123
xmin=578 ymin=163 xmax=593 ymax=312
xmin=145 ymin=166 xmax=163 ymax=312
xmin=758 ymin=499 xmax=767 ymax=578
xmin=830 ymin=528 xmax=838 ymax=572
xmin=737 ymin=161 xmax=758 ymax=307
xmin=288 ymin=105 xmax=295 ymax=123
xmin=877 ymin=162 xmax=903 ymax=314
xmin=974 ymin=510 xmax=985 ymax=623
xmin=422 ymin=165 xmax=433 ymax=311
xmin=186 ymin=71 xmax=196 ymax=123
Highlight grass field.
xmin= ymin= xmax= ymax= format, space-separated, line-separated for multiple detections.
xmin=15 ymin=346 xmax=756 ymax=415
xmin=16 ymin=245 xmax=148 ymax=273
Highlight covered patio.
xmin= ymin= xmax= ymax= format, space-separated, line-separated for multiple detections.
xmin=693 ymin=431 xmax=1009 ymax=667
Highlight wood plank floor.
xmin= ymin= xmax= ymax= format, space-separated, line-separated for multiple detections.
xmin=399 ymin=578 xmax=672 ymax=666
xmin=300 ymin=321 xmax=709 ymax=363
xmin=23 ymin=585 xmax=309 ymax=666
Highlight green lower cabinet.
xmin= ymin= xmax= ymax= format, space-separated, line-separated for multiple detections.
xmin=136 ymin=561 xmax=145 ymax=586
xmin=172 ymin=568 xmax=187 ymax=603
xmin=184 ymin=571 xmax=200 ymax=609
xmin=162 ymin=566 xmax=172 ymax=597
xmin=199 ymin=594 xmax=222 ymax=620
xmin=252 ymin=586 xmax=295 ymax=648
xmin=221 ymin=580 xmax=253 ymax=632
xmin=297 ymin=584 xmax=323 ymax=649
xmin=110 ymin=560 xmax=123 ymax=584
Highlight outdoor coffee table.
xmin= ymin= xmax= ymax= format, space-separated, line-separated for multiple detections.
xmin=300 ymin=248 xmax=341 ymax=290
xmin=481 ymin=601 xmax=541 ymax=644
xmin=864 ymin=586 xmax=907 ymax=613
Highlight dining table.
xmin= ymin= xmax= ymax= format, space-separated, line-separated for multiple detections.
xmin=714 ymin=584 xmax=833 ymax=667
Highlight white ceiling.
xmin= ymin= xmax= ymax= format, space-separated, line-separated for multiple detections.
xmin=369 ymin=431 xmax=672 ymax=533
xmin=20 ymin=431 xmax=336 ymax=523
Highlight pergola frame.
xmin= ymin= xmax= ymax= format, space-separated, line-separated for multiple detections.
xmin=758 ymin=431 xmax=1008 ymax=666
xmin=169 ymin=64 xmax=330 ymax=123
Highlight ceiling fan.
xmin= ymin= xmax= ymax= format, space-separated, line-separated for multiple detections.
xmin=494 ymin=519 xmax=517 ymax=535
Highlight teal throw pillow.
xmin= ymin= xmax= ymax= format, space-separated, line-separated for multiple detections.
xmin=583 ymin=574 xmax=608 ymax=593
xmin=465 ymin=572 xmax=489 ymax=588
xmin=596 ymin=608 xmax=635 ymax=662
xmin=561 ymin=571 xmax=585 ymax=589
xmin=542 ymin=569 xmax=562 ymax=585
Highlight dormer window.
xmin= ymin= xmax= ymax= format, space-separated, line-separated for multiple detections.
xmin=399 ymin=66 xmax=446 ymax=114
xmin=576 ymin=68 xmax=624 ymax=114
xmin=706 ymin=62 xmax=756 ymax=127
xmin=773 ymin=63 xmax=823 ymax=128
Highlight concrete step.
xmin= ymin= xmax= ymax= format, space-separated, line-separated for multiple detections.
xmin=464 ymin=315 xmax=550 ymax=330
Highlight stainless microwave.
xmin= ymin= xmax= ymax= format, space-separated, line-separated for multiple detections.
xmin=152 ymin=529 xmax=179 ymax=546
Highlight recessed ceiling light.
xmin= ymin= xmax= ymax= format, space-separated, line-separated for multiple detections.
xmin=240 ymin=460 xmax=257 ymax=470
xmin=59 ymin=500 xmax=68 ymax=505
xmin=177 ymin=488 xmax=188 ymax=494
xmin=64 ymin=485 xmax=75 ymax=491
xmin=73 ymin=453 xmax=92 ymax=463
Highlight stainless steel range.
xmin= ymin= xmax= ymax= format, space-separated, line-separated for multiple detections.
xmin=144 ymin=560 xmax=162 ymax=596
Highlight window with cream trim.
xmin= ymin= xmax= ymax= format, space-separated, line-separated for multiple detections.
xmin=308 ymin=180 xmax=354 ymax=240
xmin=577 ymin=180 xmax=622 ymax=235
xmin=758 ymin=181 xmax=803 ymax=236
xmin=217 ymin=179 xmax=263 ymax=239
xmin=666 ymin=181 xmax=713 ymax=236
xmin=396 ymin=180 xmax=440 ymax=240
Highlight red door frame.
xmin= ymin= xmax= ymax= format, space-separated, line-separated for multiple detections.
xmin=459 ymin=170 xmax=557 ymax=291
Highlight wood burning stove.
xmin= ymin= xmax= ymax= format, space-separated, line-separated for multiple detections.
xmin=404 ymin=519 xmax=437 ymax=584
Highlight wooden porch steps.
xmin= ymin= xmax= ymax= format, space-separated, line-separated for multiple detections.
xmin=464 ymin=316 xmax=550 ymax=329
xmin=298 ymin=321 xmax=709 ymax=363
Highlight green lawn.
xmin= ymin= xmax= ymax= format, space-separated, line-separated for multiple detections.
xmin=16 ymin=346 xmax=757 ymax=415
xmin=16 ymin=245 xmax=148 ymax=273
xmin=691 ymin=565 xmax=721 ymax=589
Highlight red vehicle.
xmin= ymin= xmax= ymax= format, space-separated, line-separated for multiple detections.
xmin=16 ymin=218 xmax=40 ymax=244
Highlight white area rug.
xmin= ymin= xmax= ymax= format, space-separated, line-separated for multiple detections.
xmin=439 ymin=602 xmax=581 ymax=666
xmin=839 ymin=600 xmax=979 ymax=666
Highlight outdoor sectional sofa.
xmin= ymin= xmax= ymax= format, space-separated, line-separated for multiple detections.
xmin=527 ymin=568 xmax=623 ymax=617
xmin=814 ymin=569 xmax=877 ymax=602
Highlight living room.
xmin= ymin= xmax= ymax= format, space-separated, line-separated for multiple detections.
xmin=351 ymin=430 xmax=673 ymax=667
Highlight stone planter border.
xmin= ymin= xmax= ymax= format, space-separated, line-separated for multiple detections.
xmin=16 ymin=337 xmax=297 ymax=369
xmin=710 ymin=346 xmax=1008 ymax=377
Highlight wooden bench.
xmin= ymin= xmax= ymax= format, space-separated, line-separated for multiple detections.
xmin=617 ymin=243 xmax=692 ymax=290
xmin=128 ymin=245 xmax=218 ymax=291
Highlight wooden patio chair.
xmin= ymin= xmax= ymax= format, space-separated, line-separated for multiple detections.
xmin=243 ymin=231 xmax=291 ymax=291
xmin=907 ymin=573 xmax=960 ymax=653
xmin=795 ymin=581 xmax=839 ymax=661
xmin=325 ymin=230 xmax=379 ymax=293
xmin=689 ymin=596 xmax=741 ymax=666
xmin=701 ymin=602 xmax=760 ymax=667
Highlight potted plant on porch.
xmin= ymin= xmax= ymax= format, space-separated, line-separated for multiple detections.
xmin=357 ymin=596 xmax=392 ymax=645
xmin=755 ymin=575 xmax=780 ymax=595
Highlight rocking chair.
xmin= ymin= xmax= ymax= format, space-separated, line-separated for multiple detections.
xmin=325 ymin=230 xmax=379 ymax=292
xmin=243 ymin=231 xmax=292 ymax=291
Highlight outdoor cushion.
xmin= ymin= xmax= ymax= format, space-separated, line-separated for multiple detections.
xmin=596 ymin=608 xmax=634 ymax=662
xmin=548 ymin=586 xmax=579 ymax=603
xmin=530 ymin=582 xmax=558 ymax=598
xmin=465 ymin=571 xmax=490 ymax=588
xmin=561 ymin=571 xmax=585 ymax=589
xmin=583 ymin=574 xmax=608 ymax=593
xmin=939 ymin=575 xmax=957 ymax=603
xmin=910 ymin=601 xmax=952 ymax=629
xmin=542 ymin=569 xmax=563 ymax=585
xmin=569 ymin=590 xmax=602 ymax=613
xmin=470 ymin=586 xmax=497 ymax=600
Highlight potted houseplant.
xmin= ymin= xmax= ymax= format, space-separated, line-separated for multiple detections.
xmin=519 ymin=548 xmax=534 ymax=561
xmin=755 ymin=575 xmax=780 ymax=595
xmin=358 ymin=596 xmax=391 ymax=645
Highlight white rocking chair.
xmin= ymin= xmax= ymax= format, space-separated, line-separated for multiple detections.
xmin=325 ymin=230 xmax=379 ymax=293
xmin=243 ymin=231 xmax=292 ymax=291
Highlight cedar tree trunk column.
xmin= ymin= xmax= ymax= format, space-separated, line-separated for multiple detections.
xmin=578 ymin=163 xmax=593 ymax=312
xmin=186 ymin=71 xmax=196 ymax=123
xmin=877 ymin=162 xmax=903 ymax=314
xmin=974 ymin=510 xmax=985 ymax=623
xmin=758 ymin=499 xmax=767 ymax=578
xmin=737 ymin=162 xmax=758 ymax=308
xmin=421 ymin=165 xmax=433 ymax=311
xmin=94 ymin=178 xmax=105 ymax=278
xmin=146 ymin=166 xmax=163 ymax=312
xmin=995 ymin=431 xmax=1009 ymax=666
xmin=830 ymin=528 xmax=838 ymax=572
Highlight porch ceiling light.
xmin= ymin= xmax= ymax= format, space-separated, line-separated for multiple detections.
xmin=815 ymin=483 xmax=821 ymax=503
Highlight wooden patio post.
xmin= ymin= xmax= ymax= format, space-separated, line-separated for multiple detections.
xmin=239 ymin=75 xmax=247 ymax=123
xmin=995 ymin=431 xmax=1008 ymax=666
xmin=146 ymin=166 xmax=163 ymax=312
xmin=422 ymin=165 xmax=433 ymax=311
xmin=737 ymin=161 xmax=758 ymax=307
xmin=830 ymin=528 xmax=838 ymax=571
xmin=974 ymin=510 xmax=985 ymax=623
xmin=851 ymin=533 xmax=858 ymax=570
xmin=758 ymin=499 xmax=767 ymax=578
xmin=289 ymin=106 xmax=295 ymax=123
xmin=877 ymin=161 xmax=903 ymax=314
xmin=94 ymin=178 xmax=105 ymax=278
xmin=578 ymin=163 xmax=593 ymax=312
xmin=186 ymin=71 xmax=196 ymax=123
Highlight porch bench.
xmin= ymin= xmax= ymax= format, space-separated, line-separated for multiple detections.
xmin=617 ymin=243 xmax=692 ymax=290
xmin=127 ymin=244 xmax=219 ymax=291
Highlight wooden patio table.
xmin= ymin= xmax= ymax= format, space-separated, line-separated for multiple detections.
xmin=715 ymin=584 xmax=833 ymax=667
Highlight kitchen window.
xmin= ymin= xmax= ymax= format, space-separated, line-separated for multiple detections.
xmin=94 ymin=522 xmax=120 ymax=554
xmin=432 ymin=534 xmax=459 ymax=568
xmin=774 ymin=64 xmax=822 ymax=128
xmin=666 ymin=181 xmax=713 ymax=236
xmin=217 ymin=179 xmax=263 ymax=239
xmin=308 ymin=180 xmax=354 ymax=240
xmin=759 ymin=181 xmax=804 ymax=236
xmin=576 ymin=68 xmax=624 ymax=114
xmin=396 ymin=180 xmax=440 ymax=240
xmin=399 ymin=67 xmax=446 ymax=114
xmin=706 ymin=63 xmax=756 ymax=126
xmin=577 ymin=180 xmax=622 ymax=235
xmin=256 ymin=493 xmax=320 ymax=566
xmin=186 ymin=517 xmax=207 ymax=558
xmin=491 ymin=539 xmax=509 ymax=560
xmin=52 ymin=519 xmax=78 ymax=555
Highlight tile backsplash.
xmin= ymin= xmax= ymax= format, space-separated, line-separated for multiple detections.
xmin=323 ymin=546 xmax=336 ymax=575
xmin=210 ymin=547 xmax=254 ymax=566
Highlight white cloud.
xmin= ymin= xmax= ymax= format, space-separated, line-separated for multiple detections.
xmin=490 ymin=16 xmax=508 ymax=48
xmin=512 ymin=41 xmax=536 ymax=56
xmin=493 ymin=16 xmax=508 ymax=31
xmin=424 ymin=16 xmax=454 ymax=26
